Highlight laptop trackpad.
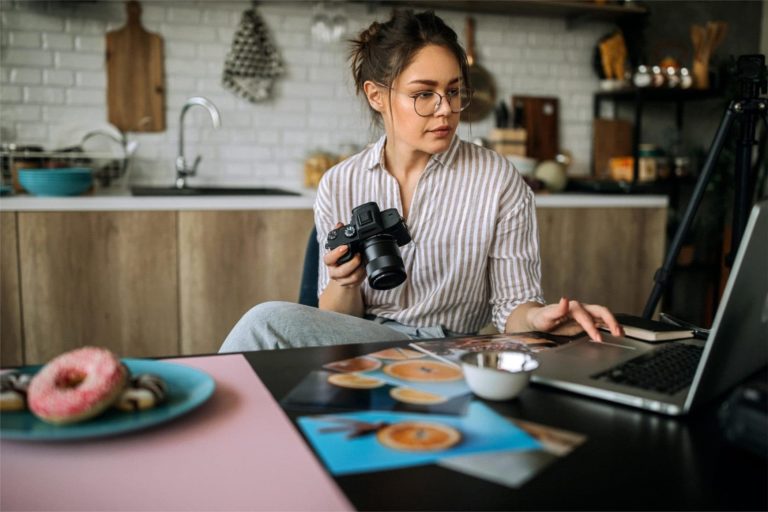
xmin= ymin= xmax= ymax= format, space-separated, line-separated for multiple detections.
xmin=537 ymin=341 xmax=642 ymax=374
xmin=557 ymin=341 xmax=639 ymax=359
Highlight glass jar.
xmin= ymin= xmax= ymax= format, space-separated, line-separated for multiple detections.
xmin=633 ymin=65 xmax=652 ymax=88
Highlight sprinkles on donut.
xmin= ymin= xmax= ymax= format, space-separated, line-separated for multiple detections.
xmin=27 ymin=346 xmax=128 ymax=425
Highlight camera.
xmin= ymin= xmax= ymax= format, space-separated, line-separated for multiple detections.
xmin=325 ymin=202 xmax=412 ymax=290
xmin=731 ymin=54 xmax=767 ymax=99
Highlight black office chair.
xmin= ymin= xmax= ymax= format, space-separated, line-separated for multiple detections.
xmin=298 ymin=226 xmax=319 ymax=307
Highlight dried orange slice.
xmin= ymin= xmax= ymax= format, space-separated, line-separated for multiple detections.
xmin=377 ymin=421 xmax=461 ymax=452
xmin=383 ymin=360 xmax=463 ymax=382
xmin=389 ymin=387 xmax=447 ymax=405
xmin=327 ymin=372 xmax=384 ymax=389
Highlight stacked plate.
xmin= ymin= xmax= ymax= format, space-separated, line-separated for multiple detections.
xmin=18 ymin=168 xmax=93 ymax=197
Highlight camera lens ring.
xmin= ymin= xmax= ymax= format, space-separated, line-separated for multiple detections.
xmin=362 ymin=234 xmax=407 ymax=290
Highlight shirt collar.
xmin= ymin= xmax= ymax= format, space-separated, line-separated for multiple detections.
xmin=365 ymin=133 xmax=461 ymax=172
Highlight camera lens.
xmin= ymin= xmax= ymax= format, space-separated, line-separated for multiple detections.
xmin=362 ymin=234 xmax=407 ymax=290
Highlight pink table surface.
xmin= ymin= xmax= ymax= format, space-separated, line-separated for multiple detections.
xmin=1 ymin=354 xmax=353 ymax=511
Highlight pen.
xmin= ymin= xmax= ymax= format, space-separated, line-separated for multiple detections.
xmin=660 ymin=312 xmax=710 ymax=339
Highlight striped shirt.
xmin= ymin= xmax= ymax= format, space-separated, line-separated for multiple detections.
xmin=314 ymin=134 xmax=544 ymax=334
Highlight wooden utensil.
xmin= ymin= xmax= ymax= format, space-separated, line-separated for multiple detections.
xmin=461 ymin=17 xmax=495 ymax=122
xmin=690 ymin=20 xmax=728 ymax=89
xmin=106 ymin=1 xmax=165 ymax=132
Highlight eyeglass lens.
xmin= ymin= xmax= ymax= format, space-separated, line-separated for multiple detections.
xmin=414 ymin=90 xmax=471 ymax=116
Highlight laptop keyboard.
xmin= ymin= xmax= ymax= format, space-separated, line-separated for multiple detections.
xmin=592 ymin=343 xmax=704 ymax=395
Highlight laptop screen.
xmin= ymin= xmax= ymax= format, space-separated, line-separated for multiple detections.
xmin=686 ymin=200 xmax=768 ymax=411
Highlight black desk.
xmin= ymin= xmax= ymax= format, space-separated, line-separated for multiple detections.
xmin=243 ymin=339 xmax=767 ymax=511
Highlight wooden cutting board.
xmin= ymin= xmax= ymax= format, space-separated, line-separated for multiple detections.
xmin=593 ymin=118 xmax=633 ymax=179
xmin=106 ymin=0 xmax=165 ymax=132
xmin=511 ymin=95 xmax=559 ymax=161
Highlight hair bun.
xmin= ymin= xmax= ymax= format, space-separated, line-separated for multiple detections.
xmin=358 ymin=21 xmax=381 ymax=45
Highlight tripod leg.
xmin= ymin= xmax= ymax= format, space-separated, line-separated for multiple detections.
xmin=730 ymin=105 xmax=760 ymax=263
xmin=642 ymin=102 xmax=739 ymax=319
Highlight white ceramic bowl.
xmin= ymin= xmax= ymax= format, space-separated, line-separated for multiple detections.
xmin=460 ymin=350 xmax=540 ymax=401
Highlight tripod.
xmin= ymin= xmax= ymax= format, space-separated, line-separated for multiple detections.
xmin=642 ymin=54 xmax=768 ymax=320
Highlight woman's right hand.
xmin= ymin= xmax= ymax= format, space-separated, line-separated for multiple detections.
xmin=324 ymin=223 xmax=366 ymax=288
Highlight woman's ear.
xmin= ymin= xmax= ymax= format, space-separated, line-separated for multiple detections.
xmin=363 ymin=81 xmax=386 ymax=113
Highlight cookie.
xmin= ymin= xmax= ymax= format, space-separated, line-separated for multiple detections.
xmin=1 ymin=371 xmax=32 ymax=412
xmin=114 ymin=374 xmax=167 ymax=412
xmin=377 ymin=421 xmax=461 ymax=452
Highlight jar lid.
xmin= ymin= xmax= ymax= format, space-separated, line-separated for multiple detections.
xmin=638 ymin=144 xmax=663 ymax=157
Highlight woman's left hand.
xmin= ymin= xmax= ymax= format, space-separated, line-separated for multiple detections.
xmin=527 ymin=297 xmax=624 ymax=342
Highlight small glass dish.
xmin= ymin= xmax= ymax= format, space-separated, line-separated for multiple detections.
xmin=460 ymin=350 xmax=540 ymax=401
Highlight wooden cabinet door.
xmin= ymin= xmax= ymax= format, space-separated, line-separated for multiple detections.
xmin=537 ymin=207 xmax=667 ymax=315
xmin=18 ymin=211 xmax=178 ymax=363
xmin=1 ymin=212 xmax=23 ymax=366
xmin=179 ymin=210 xmax=315 ymax=356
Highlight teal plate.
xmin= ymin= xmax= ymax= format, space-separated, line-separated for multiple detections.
xmin=0 ymin=359 xmax=215 ymax=441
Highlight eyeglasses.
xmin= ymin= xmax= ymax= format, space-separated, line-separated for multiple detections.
xmin=381 ymin=85 xmax=472 ymax=117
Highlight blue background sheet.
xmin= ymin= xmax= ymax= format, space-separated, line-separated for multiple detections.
xmin=297 ymin=401 xmax=540 ymax=475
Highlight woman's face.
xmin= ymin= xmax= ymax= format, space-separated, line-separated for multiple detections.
xmin=379 ymin=44 xmax=463 ymax=156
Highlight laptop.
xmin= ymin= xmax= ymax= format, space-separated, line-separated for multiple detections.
xmin=532 ymin=199 xmax=768 ymax=415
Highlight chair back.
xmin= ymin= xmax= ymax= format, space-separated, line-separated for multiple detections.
xmin=298 ymin=226 xmax=319 ymax=307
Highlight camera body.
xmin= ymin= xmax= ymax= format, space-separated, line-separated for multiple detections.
xmin=732 ymin=54 xmax=767 ymax=99
xmin=325 ymin=202 xmax=412 ymax=290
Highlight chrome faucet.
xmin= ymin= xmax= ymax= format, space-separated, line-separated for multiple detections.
xmin=79 ymin=129 xmax=131 ymax=187
xmin=175 ymin=97 xmax=221 ymax=189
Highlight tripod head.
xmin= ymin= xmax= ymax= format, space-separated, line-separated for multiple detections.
xmin=730 ymin=54 xmax=767 ymax=100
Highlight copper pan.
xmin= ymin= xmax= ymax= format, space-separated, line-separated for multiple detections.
xmin=461 ymin=17 xmax=496 ymax=122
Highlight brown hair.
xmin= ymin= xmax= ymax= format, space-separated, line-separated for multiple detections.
xmin=349 ymin=10 xmax=469 ymax=122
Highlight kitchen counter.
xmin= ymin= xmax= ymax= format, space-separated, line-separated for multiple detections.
xmin=0 ymin=191 xmax=667 ymax=211
xmin=2 ymin=192 xmax=668 ymax=364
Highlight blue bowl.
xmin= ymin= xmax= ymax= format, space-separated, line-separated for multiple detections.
xmin=19 ymin=168 xmax=93 ymax=197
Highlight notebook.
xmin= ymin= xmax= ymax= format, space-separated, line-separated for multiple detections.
xmin=531 ymin=199 xmax=768 ymax=415
xmin=609 ymin=314 xmax=694 ymax=342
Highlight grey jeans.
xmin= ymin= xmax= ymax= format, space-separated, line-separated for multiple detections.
xmin=219 ymin=301 xmax=453 ymax=352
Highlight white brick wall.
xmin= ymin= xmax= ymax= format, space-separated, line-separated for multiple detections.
xmin=0 ymin=0 xmax=610 ymax=187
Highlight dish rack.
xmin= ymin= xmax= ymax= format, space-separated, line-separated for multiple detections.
xmin=1 ymin=133 xmax=132 ymax=192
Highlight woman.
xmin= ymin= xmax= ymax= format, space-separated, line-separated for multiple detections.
xmin=220 ymin=10 xmax=623 ymax=352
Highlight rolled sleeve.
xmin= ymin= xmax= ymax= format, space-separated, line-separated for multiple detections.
xmin=313 ymin=172 xmax=337 ymax=298
xmin=488 ymin=183 xmax=544 ymax=332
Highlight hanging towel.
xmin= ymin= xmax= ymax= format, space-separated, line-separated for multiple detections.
xmin=222 ymin=6 xmax=284 ymax=102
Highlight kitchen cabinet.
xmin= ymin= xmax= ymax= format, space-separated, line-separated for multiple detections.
xmin=178 ymin=210 xmax=314 ymax=356
xmin=1 ymin=212 xmax=23 ymax=367
xmin=0 ymin=198 xmax=666 ymax=363
xmin=17 ymin=211 xmax=178 ymax=364
xmin=537 ymin=206 xmax=666 ymax=315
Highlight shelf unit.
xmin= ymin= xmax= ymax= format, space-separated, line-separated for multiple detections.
xmin=593 ymin=87 xmax=723 ymax=186
xmin=356 ymin=0 xmax=648 ymax=24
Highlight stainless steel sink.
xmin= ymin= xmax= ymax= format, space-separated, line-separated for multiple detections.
xmin=131 ymin=186 xmax=301 ymax=196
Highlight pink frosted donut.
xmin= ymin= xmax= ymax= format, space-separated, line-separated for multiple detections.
xmin=28 ymin=347 xmax=128 ymax=425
